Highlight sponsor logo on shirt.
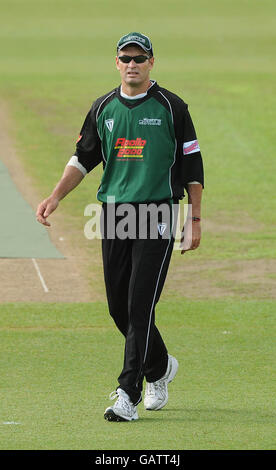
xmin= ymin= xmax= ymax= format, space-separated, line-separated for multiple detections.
xmin=139 ymin=118 xmax=162 ymax=126
xmin=105 ymin=119 xmax=114 ymax=132
xmin=114 ymin=137 xmax=146 ymax=159
xmin=183 ymin=139 xmax=200 ymax=155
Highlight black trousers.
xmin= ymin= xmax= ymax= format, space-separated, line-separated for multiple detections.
xmin=101 ymin=201 xmax=177 ymax=405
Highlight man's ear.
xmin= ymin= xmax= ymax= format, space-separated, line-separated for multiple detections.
xmin=115 ymin=56 xmax=120 ymax=71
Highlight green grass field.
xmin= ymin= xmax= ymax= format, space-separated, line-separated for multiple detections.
xmin=1 ymin=300 xmax=275 ymax=450
xmin=0 ymin=0 xmax=275 ymax=450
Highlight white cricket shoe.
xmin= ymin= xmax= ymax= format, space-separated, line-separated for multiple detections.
xmin=104 ymin=388 xmax=139 ymax=422
xmin=144 ymin=354 xmax=178 ymax=411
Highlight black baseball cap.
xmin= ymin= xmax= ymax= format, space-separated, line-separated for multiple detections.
xmin=117 ymin=32 xmax=153 ymax=56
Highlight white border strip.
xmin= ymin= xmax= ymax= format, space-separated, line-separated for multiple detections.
xmin=96 ymin=91 xmax=116 ymax=165
xmin=32 ymin=258 xmax=49 ymax=293
xmin=95 ymin=91 xmax=116 ymax=199
xmin=96 ymin=91 xmax=116 ymax=122
xmin=143 ymin=207 xmax=175 ymax=365
xmin=157 ymin=91 xmax=177 ymax=199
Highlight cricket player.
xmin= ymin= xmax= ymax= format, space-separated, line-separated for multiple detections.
xmin=36 ymin=32 xmax=204 ymax=422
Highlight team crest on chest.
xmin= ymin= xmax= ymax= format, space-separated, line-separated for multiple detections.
xmin=105 ymin=119 xmax=114 ymax=132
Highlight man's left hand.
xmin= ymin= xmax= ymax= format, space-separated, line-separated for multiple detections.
xmin=180 ymin=221 xmax=201 ymax=254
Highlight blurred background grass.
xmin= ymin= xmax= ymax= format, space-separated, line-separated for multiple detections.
xmin=1 ymin=0 xmax=275 ymax=266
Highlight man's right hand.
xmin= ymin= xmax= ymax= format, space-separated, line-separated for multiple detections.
xmin=36 ymin=196 xmax=59 ymax=227
xmin=36 ymin=165 xmax=85 ymax=226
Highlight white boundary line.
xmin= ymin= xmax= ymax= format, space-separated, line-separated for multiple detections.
xmin=31 ymin=258 xmax=49 ymax=293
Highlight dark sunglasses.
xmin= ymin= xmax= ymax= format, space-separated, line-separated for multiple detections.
xmin=118 ymin=55 xmax=150 ymax=64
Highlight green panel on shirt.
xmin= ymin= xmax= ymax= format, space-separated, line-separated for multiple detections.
xmin=96 ymin=96 xmax=176 ymax=203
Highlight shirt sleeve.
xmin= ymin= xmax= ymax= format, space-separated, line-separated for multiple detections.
xmin=181 ymin=106 xmax=204 ymax=189
xmin=67 ymin=102 xmax=102 ymax=175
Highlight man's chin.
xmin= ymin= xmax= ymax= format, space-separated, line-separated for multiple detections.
xmin=125 ymin=76 xmax=141 ymax=86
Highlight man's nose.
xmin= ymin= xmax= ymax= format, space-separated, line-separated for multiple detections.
xmin=128 ymin=59 xmax=137 ymax=67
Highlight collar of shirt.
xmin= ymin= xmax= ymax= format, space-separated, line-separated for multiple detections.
xmin=120 ymin=80 xmax=156 ymax=100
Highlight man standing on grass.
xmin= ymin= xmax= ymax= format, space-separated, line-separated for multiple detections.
xmin=36 ymin=32 xmax=204 ymax=422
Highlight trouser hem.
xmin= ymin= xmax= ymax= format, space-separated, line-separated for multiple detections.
xmin=117 ymin=386 xmax=142 ymax=407
xmin=144 ymin=353 xmax=168 ymax=383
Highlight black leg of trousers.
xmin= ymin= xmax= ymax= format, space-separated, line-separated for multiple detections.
xmin=102 ymin=237 xmax=131 ymax=337
xmin=118 ymin=235 xmax=174 ymax=404
xmin=102 ymin=234 xmax=174 ymax=405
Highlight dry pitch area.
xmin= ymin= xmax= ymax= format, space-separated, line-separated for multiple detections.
xmin=0 ymin=102 xmax=101 ymax=302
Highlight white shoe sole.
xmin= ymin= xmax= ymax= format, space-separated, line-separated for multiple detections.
xmin=104 ymin=407 xmax=139 ymax=422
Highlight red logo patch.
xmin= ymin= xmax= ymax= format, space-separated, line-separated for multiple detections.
xmin=76 ymin=135 xmax=82 ymax=143
xmin=114 ymin=137 xmax=146 ymax=158
xmin=183 ymin=140 xmax=200 ymax=155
